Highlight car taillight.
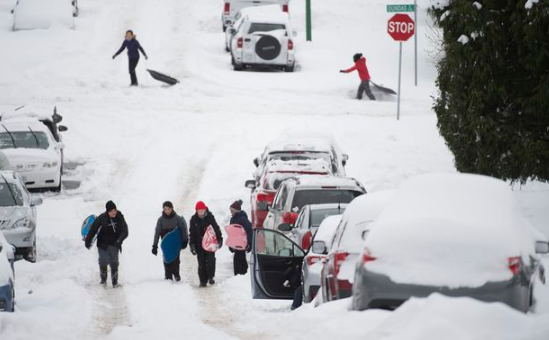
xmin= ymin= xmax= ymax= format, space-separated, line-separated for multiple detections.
xmin=361 ymin=248 xmax=376 ymax=265
xmin=256 ymin=192 xmax=274 ymax=203
xmin=224 ymin=3 xmax=230 ymax=15
xmin=333 ymin=251 xmax=349 ymax=276
xmin=282 ymin=4 xmax=289 ymax=12
xmin=508 ymin=256 xmax=521 ymax=275
xmin=282 ymin=212 xmax=298 ymax=225
xmin=302 ymin=230 xmax=312 ymax=250
xmin=306 ymin=255 xmax=324 ymax=266
xmin=237 ymin=37 xmax=243 ymax=48
xmin=288 ymin=39 xmax=294 ymax=50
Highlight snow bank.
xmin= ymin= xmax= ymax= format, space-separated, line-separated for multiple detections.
xmin=366 ymin=173 xmax=536 ymax=288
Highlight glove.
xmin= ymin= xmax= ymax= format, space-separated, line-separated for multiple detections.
xmin=229 ymin=247 xmax=234 ymax=253
xmin=152 ymin=245 xmax=158 ymax=256
xmin=190 ymin=244 xmax=197 ymax=255
xmin=339 ymin=70 xmax=345 ymax=73
xmin=85 ymin=242 xmax=92 ymax=250
xmin=218 ymin=239 xmax=223 ymax=249
xmin=145 ymin=55 xmax=148 ymax=60
xmin=246 ymin=244 xmax=251 ymax=253
xmin=115 ymin=239 xmax=123 ymax=253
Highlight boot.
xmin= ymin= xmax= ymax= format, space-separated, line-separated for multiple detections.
xmin=164 ymin=263 xmax=173 ymax=280
xmin=100 ymin=265 xmax=108 ymax=286
xmin=111 ymin=264 xmax=119 ymax=288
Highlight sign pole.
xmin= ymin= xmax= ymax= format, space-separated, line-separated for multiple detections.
xmin=414 ymin=0 xmax=417 ymax=86
xmin=397 ymin=42 xmax=402 ymax=120
xmin=306 ymin=0 xmax=312 ymax=41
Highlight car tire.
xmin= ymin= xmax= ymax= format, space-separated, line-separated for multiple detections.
xmin=53 ymin=172 xmax=62 ymax=192
xmin=285 ymin=64 xmax=295 ymax=73
xmin=225 ymin=45 xmax=230 ymax=52
xmin=25 ymin=240 xmax=36 ymax=263
xmin=233 ymin=63 xmax=243 ymax=71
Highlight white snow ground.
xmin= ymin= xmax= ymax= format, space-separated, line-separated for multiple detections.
xmin=0 ymin=0 xmax=548 ymax=339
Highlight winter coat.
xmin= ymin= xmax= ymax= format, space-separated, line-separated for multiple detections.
xmin=85 ymin=211 xmax=129 ymax=250
xmin=189 ymin=210 xmax=223 ymax=251
xmin=0 ymin=151 xmax=11 ymax=170
xmin=114 ymin=38 xmax=147 ymax=60
xmin=153 ymin=211 xmax=189 ymax=249
xmin=343 ymin=57 xmax=371 ymax=81
xmin=229 ymin=211 xmax=253 ymax=249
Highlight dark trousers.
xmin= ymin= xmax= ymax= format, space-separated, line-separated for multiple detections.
xmin=233 ymin=250 xmax=248 ymax=276
xmin=292 ymin=285 xmax=303 ymax=310
xmin=164 ymin=255 xmax=180 ymax=280
xmin=129 ymin=57 xmax=139 ymax=85
xmin=357 ymin=80 xmax=375 ymax=100
xmin=98 ymin=245 xmax=119 ymax=284
xmin=196 ymin=250 xmax=216 ymax=285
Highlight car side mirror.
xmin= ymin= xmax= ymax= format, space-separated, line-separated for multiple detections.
xmin=31 ymin=196 xmax=43 ymax=206
xmin=253 ymin=157 xmax=260 ymax=167
xmin=257 ymin=201 xmax=270 ymax=211
xmin=58 ymin=125 xmax=68 ymax=132
xmin=342 ymin=154 xmax=349 ymax=166
xmin=536 ymin=241 xmax=549 ymax=254
xmin=277 ymin=223 xmax=292 ymax=232
xmin=312 ymin=241 xmax=327 ymax=255
xmin=245 ymin=180 xmax=256 ymax=189
xmin=56 ymin=142 xmax=65 ymax=150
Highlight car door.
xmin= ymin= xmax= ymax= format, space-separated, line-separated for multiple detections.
xmin=250 ymin=228 xmax=305 ymax=299
xmin=263 ymin=183 xmax=286 ymax=229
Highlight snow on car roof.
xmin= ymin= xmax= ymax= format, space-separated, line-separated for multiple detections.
xmin=1 ymin=117 xmax=49 ymax=132
xmin=293 ymin=175 xmax=362 ymax=189
xmin=365 ymin=173 xmax=536 ymax=288
xmin=238 ymin=4 xmax=284 ymax=17
xmin=1 ymin=105 xmax=54 ymax=121
xmin=265 ymin=136 xmax=335 ymax=154
xmin=266 ymin=158 xmax=331 ymax=173
xmin=243 ymin=6 xmax=290 ymax=24
xmin=307 ymin=203 xmax=349 ymax=211
xmin=313 ymin=214 xmax=343 ymax=246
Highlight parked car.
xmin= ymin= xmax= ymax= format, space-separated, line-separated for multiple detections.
xmin=1 ymin=106 xmax=69 ymax=144
xmin=0 ymin=230 xmax=16 ymax=312
xmin=281 ymin=203 xmax=348 ymax=250
xmin=12 ymin=0 xmax=75 ymax=31
xmin=302 ymin=214 xmax=342 ymax=304
xmin=225 ymin=5 xmax=283 ymax=52
xmin=262 ymin=176 xmax=365 ymax=232
xmin=320 ymin=191 xmax=393 ymax=303
xmin=221 ymin=0 xmax=289 ymax=32
xmin=245 ymin=158 xmax=331 ymax=228
xmin=0 ymin=171 xmax=42 ymax=262
xmin=351 ymin=173 xmax=549 ymax=313
xmin=0 ymin=118 xmax=65 ymax=191
xmin=229 ymin=9 xmax=296 ymax=72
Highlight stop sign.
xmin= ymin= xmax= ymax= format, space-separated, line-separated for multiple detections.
xmin=387 ymin=14 xmax=415 ymax=41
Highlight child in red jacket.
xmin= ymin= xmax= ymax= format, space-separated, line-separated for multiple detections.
xmin=340 ymin=53 xmax=376 ymax=100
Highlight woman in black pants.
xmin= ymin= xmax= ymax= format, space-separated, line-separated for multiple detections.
xmin=112 ymin=30 xmax=148 ymax=86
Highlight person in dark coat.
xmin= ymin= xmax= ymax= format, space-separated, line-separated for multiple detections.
xmin=340 ymin=53 xmax=376 ymax=100
xmin=152 ymin=201 xmax=189 ymax=281
xmin=189 ymin=201 xmax=223 ymax=287
xmin=112 ymin=30 xmax=148 ymax=86
xmin=85 ymin=201 xmax=129 ymax=287
xmin=228 ymin=200 xmax=253 ymax=276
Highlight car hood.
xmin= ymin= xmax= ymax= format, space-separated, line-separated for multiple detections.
xmin=3 ymin=148 xmax=58 ymax=163
xmin=0 ymin=206 xmax=28 ymax=224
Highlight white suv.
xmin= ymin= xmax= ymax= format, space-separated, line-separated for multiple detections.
xmin=229 ymin=10 xmax=296 ymax=72
xmin=221 ymin=0 xmax=289 ymax=32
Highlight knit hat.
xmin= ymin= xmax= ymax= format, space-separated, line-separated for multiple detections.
xmin=230 ymin=199 xmax=243 ymax=211
xmin=163 ymin=201 xmax=173 ymax=209
xmin=105 ymin=200 xmax=117 ymax=212
xmin=195 ymin=201 xmax=207 ymax=211
xmin=353 ymin=53 xmax=363 ymax=62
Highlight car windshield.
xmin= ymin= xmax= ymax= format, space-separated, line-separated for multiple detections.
xmin=310 ymin=208 xmax=346 ymax=229
xmin=0 ymin=183 xmax=24 ymax=206
xmin=291 ymin=190 xmax=362 ymax=212
xmin=0 ymin=131 xmax=50 ymax=150
xmin=263 ymin=173 xmax=297 ymax=191
xmin=248 ymin=23 xmax=286 ymax=34
xmin=268 ymin=152 xmax=331 ymax=164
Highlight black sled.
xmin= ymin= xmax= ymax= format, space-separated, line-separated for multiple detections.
xmin=147 ymin=69 xmax=179 ymax=86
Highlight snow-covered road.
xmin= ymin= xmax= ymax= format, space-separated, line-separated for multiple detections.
xmin=1 ymin=0 xmax=549 ymax=339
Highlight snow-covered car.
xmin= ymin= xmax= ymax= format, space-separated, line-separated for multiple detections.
xmin=301 ymin=214 xmax=341 ymax=304
xmin=351 ymin=173 xmax=549 ymax=313
xmin=262 ymin=176 xmax=365 ymax=232
xmin=221 ymin=0 xmax=289 ymax=32
xmin=280 ymin=203 xmax=347 ymax=250
xmin=0 ymin=118 xmax=65 ymax=191
xmin=0 ymin=231 xmax=16 ymax=312
xmin=0 ymin=106 xmax=69 ymax=144
xmin=0 ymin=170 xmax=42 ymax=263
xmin=12 ymin=0 xmax=75 ymax=31
xmin=229 ymin=9 xmax=296 ymax=72
xmin=225 ymin=5 xmax=284 ymax=52
xmin=245 ymin=158 xmax=331 ymax=228
xmin=320 ymin=191 xmax=393 ymax=303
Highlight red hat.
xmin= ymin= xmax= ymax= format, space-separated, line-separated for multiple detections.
xmin=195 ymin=201 xmax=207 ymax=211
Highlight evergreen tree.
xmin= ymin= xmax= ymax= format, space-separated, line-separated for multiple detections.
xmin=430 ymin=0 xmax=549 ymax=183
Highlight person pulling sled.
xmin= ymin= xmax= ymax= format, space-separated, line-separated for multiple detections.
xmin=340 ymin=53 xmax=376 ymax=101
xmin=152 ymin=201 xmax=189 ymax=281
xmin=112 ymin=30 xmax=148 ymax=86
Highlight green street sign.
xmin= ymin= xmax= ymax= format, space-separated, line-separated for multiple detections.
xmin=387 ymin=4 xmax=415 ymax=12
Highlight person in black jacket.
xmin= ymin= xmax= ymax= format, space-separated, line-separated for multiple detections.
xmin=228 ymin=200 xmax=253 ymax=276
xmin=151 ymin=201 xmax=189 ymax=281
xmin=85 ymin=201 xmax=129 ymax=287
xmin=112 ymin=30 xmax=148 ymax=86
xmin=189 ymin=201 xmax=223 ymax=287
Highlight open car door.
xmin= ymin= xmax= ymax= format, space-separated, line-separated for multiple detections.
xmin=250 ymin=228 xmax=305 ymax=299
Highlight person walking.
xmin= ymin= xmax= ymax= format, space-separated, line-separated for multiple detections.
xmin=112 ymin=30 xmax=148 ymax=86
xmin=85 ymin=201 xmax=129 ymax=288
xmin=152 ymin=201 xmax=189 ymax=281
xmin=189 ymin=201 xmax=223 ymax=287
xmin=340 ymin=53 xmax=376 ymax=101
xmin=228 ymin=200 xmax=252 ymax=276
